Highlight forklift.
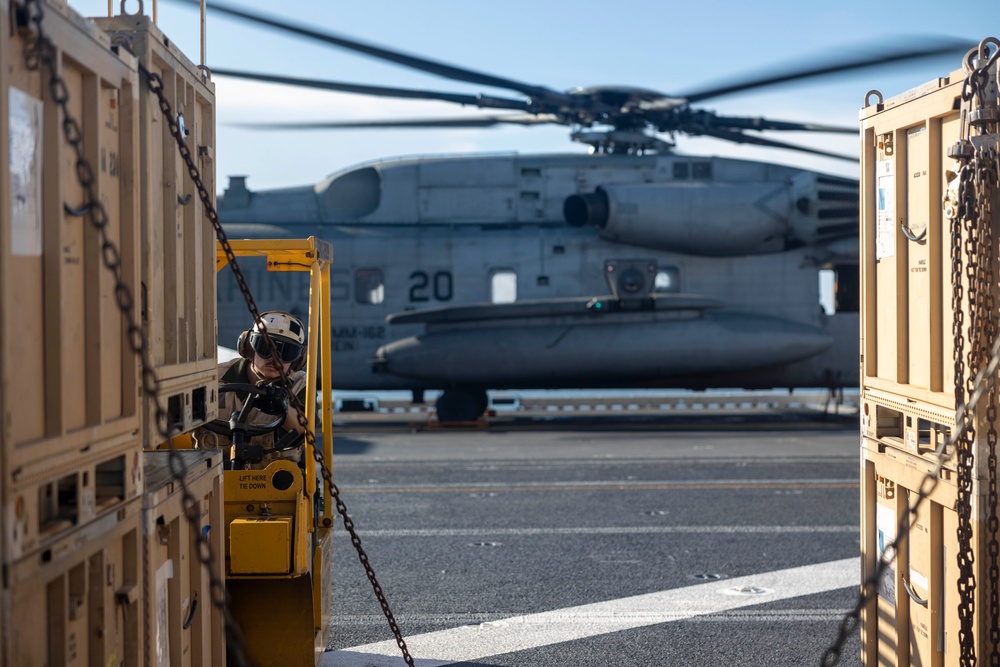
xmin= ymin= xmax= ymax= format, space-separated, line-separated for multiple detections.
xmin=210 ymin=237 xmax=335 ymax=665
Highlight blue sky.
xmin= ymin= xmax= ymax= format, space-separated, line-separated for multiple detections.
xmin=67 ymin=0 xmax=995 ymax=192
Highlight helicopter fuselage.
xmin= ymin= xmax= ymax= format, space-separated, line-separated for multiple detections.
xmin=216 ymin=151 xmax=859 ymax=401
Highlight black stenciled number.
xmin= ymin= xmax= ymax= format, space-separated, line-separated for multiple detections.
xmin=409 ymin=270 xmax=429 ymax=302
xmin=409 ymin=270 xmax=453 ymax=302
xmin=433 ymin=270 xmax=453 ymax=301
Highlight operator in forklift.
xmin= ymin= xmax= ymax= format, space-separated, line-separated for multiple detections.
xmin=194 ymin=311 xmax=309 ymax=469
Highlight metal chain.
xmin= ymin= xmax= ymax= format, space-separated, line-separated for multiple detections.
xmin=17 ymin=2 xmax=253 ymax=665
xmin=967 ymin=41 xmax=1000 ymax=662
xmin=979 ymin=139 xmax=1000 ymax=664
xmin=138 ymin=67 xmax=417 ymax=666
xmin=957 ymin=121 xmax=979 ymax=667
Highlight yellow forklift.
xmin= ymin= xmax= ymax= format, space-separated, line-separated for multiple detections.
xmin=211 ymin=237 xmax=335 ymax=665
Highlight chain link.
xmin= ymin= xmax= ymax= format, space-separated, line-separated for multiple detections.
xmin=17 ymin=1 xmax=254 ymax=665
xmin=138 ymin=65 xmax=417 ymax=667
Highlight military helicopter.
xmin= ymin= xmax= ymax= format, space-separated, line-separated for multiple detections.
xmin=177 ymin=1 xmax=972 ymax=421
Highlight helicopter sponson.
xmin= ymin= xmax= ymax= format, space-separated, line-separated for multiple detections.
xmin=373 ymin=300 xmax=834 ymax=388
xmin=564 ymin=172 xmax=856 ymax=256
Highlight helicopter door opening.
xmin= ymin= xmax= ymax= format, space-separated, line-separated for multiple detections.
xmin=819 ymin=265 xmax=859 ymax=314
xmin=491 ymin=269 xmax=517 ymax=303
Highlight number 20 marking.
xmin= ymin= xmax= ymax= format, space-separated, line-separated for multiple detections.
xmin=409 ymin=270 xmax=453 ymax=302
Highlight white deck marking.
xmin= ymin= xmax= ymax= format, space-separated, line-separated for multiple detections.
xmin=321 ymin=557 xmax=859 ymax=667
xmin=355 ymin=525 xmax=857 ymax=538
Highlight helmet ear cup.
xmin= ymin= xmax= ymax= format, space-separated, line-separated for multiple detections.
xmin=237 ymin=329 xmax=254 ymax=360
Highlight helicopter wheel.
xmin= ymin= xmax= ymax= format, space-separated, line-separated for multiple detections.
xmin=436 ymin=388 xmax=488 ymax=423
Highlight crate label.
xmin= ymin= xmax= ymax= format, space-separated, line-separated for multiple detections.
xmin=876 ymin=159 xmax=895 ymax=260
xmin=876 ymin=502 xmax=897 ymax=604
xmin=155 ymin=559 xmax=174 ymax=667
xmin=8 ymin=88 xmax=43 ymax=257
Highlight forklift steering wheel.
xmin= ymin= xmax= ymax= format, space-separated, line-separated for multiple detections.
xmin=201 ymin=383 xmax=287 ymax=437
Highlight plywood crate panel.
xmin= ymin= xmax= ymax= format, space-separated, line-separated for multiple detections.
xmin=1 ymin=0 xmax=142 ymax=473
xmin=860 ymin=444 xmax=997 ymax=666
xmin=142 ymin=450 xmax=225 ymax=667
xmin=3 ymin=436 xmax=142 ymax=563
xmin=1 ymin=498 xmax=143 ymax=667
xmin=92 ymin=13 xmax=217 ymax=382
xmin=860 ymin=68 xmax=993 ymax=407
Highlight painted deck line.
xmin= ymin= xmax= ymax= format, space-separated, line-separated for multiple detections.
xmin=341 ymin=477 xmax=858 ymax=493
xmin=354 ymin=525 xmax=857 ymax=538
xmin=322 ymin=556 xmax=859 ymax=667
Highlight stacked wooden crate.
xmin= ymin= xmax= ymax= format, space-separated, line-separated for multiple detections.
xmin=2 ymin=2 xmax=226 ymax=664
xmin=1 ymin=1 xmax=145 ymax=662
xmin=859 ymin=45 xmax=1000 ymax=665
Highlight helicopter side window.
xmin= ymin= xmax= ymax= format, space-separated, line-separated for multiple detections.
xmin=692 ymin=162 xmax=713 ymax=180
xmin=354 ymin=268 xmax=385 ymax=305
xmin=820 ymin=265 xmax=859 ymax=314
xmin=673 ymin=163 xmax=689 ymax=180
xmin=653 ymin=268 xmax=680 ymax=293
xmin=490 ymin=269 xmax=517 ymax=304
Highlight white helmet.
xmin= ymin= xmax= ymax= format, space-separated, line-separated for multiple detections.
xmin=241 ymin=311 xmax=306 ymax=365
xmin=254 ymin=311 xmax=305 ymax=345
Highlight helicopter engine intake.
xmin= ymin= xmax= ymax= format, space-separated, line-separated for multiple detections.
xmin=563 ymin=176 xmax=854 ymax=256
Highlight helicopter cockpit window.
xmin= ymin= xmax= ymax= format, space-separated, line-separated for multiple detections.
xmin=321 ymin=166 xmax=382 ymax=220
xmin=355 ymin=268 xmax=385 ymax=305
xmin=653 ymin=268 xmax=680 ymax=293
xmin=490 ymin=269 xmax=517 ymax=304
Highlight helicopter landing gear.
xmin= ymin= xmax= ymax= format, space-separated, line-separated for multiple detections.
xmin=435 ymin=388 xmax=488 ymax=422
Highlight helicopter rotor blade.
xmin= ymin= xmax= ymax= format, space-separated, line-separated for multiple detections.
xmin=702 ymin=114 xmax=857 ymax=134
xmin=212 ymin=68 xmax=534 ymax=111
xmin=231 ymin=114 xmax=564 ymax=130
xmin=169 ymin=0 xmax=573 ymax=106
xmin=697 ymin=127 xmax=858 ymax=162
xmin=680 ymin=37 xmax=974 ymax=104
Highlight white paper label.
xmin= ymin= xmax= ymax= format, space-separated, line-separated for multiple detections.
xmin=876 ymin=159 xmax=895 ymax=260
xmin=8 ymin=88 xmax=43 ymax=257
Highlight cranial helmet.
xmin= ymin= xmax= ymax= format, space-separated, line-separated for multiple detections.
xmin=237 ymin=311 xmax=307 ymax=371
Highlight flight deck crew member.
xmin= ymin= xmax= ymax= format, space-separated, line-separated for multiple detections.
xmin=194 ymin=311 xmax=309 ymax=469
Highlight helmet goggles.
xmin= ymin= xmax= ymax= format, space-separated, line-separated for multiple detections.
xmin=249 ymin=331 xmax=305 ymax=364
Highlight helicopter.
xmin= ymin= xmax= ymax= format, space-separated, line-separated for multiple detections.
xmin=160 ymin=1 xmax=974 ymax=421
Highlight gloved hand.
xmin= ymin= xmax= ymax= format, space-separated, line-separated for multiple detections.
xmin=255 ymin=382 xmax=289 ymax=416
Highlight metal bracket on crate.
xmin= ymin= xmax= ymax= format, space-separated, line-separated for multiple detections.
xmin=901 ymin=222 xmax=927 ymax=243
xmin=63 ymin=201 xmax=93 ymax=217
xmin=902 ymin=576 xmax=929 ymax=607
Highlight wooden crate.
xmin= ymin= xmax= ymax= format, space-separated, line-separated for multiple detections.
xmin=1 ymin=497 xmax=143 ymax=667
xmin=860 ymin=443 xmax=997 ymax=666
xmin=142 ymin=450 xmax=225 ymax=667
xmin=1 ymin=0 xmax=142 ymax=473
xmin=3 ymin=437 xmax=142 ymax=563
xmin=92 ymin=13 xmax=218 ymax=400
xmin=860 ymin=66 xmax=987 ymax=405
